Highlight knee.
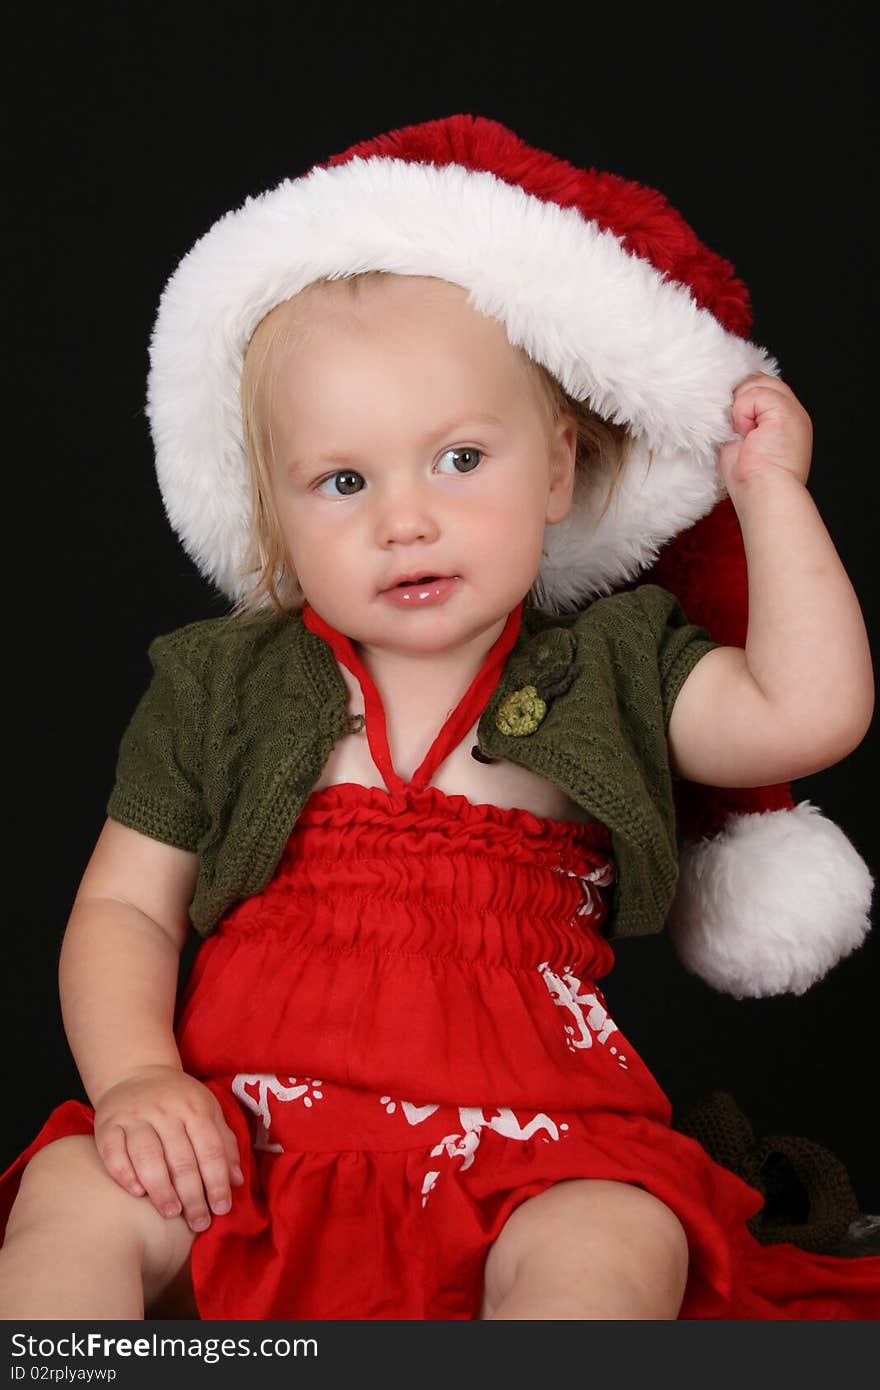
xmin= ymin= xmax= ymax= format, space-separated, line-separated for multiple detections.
xmin=2 ymin=1137 xmax=196 ymax=1318
xmin=6 ymin=1136 xmax=192 ymax=1267
xmin=552 ymin=1179 xmax=690 ymax=1299
xmin=484 ymin=1179 xmax=690 ymax=1319
xmin=618 ymin=1184 xmax=690 ymax=1306
xmin=5 ymin=1136 xmax=194 ymax=1305
xmin=10 ymin=1136 xmax=110 ymax=1218
xmin=6 ymin=1136 xmax=143 ymax=1250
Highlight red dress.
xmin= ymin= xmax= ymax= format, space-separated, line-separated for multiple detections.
xmin=3 ymin=604 xmax=879 ymax=1318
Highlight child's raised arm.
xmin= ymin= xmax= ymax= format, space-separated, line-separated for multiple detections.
xmin=59 ymin=818 xmax=244 ymax=1234
xmin=668 ymin=374 xmax=874 ymax=787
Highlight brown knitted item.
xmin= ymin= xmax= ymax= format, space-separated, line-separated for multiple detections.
xmin=671 ymin=1090 xmax=862 ymax=1254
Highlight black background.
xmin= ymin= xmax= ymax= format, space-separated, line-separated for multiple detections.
xmin=6 ymin=3 xmax=877 ymax=1211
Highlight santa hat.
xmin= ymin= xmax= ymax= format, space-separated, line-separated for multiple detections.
xmin=146 ymin=113 xmax=873 ymax=998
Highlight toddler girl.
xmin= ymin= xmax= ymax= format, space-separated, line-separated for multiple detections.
xmin=1 ymin=114 xmax=877 ymax=1320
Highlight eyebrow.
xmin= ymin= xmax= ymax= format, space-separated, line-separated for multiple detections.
xmin=426 ymin=412 xmax=506 ymax=438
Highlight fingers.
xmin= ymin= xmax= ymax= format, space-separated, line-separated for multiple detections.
xmin=734 ymin=370 xmax=788 ymax=393
xmin=718 ymin=368 xmax=813 ymax=489
xmin=728 ymin=373 xmax=811 ymax=434
xmin=95 ymin=1122 xmax=147 ymax=1199
xmin=223 ymin=1123 xmax=246 ymax=1188
xmin=182 ymin=1116 xmax=238 ymax=1223
xmin=731 ymin=373 xmax=806 ymax=413
xmin=732 ymin=374 xmax=788 ymax=411
xmin=96 ymin=1114 xmax=243 ymax=1233
xmin=735 ymin=373 xmax=774 ymax=394
xmin=133 ymin=1127 xmax=195 ymax=1221
xmin=101 ymin=1121 xmax=193 ymax=1224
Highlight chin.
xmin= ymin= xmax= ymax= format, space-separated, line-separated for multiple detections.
xmin=371 ymin=610 xmax=475 ymax=650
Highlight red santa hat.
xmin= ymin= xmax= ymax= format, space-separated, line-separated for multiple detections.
xmin=146 ymin=113 xmax=873 ymax=998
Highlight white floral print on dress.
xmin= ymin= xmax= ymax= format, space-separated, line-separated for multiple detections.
xmin=423 ymin=1108 xmax=569 ymax=1206
xmin=232 ymin=1073 xmax=324 ymax=1153
xmin=538 ymin=962 xmax=628 ymax=1068
xmin=552 ymin=859 xmax=616 ymax=917
xmin=380 ymin=1096 xmax=440 ymax=1124
xmin=379 ymin=1098 xmax=570 ymax=1207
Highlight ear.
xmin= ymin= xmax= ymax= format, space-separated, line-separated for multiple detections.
xmin=545 ymin=414 xmax=578 ymax=524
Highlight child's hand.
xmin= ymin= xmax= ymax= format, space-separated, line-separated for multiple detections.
xmin=92 ymin=1065 xmax=245 ymax=1233
xmin=717 ymin=373 xmax=813 ymax=491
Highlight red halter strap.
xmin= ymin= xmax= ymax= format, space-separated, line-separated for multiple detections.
xmin=302 ymin=602 xmax=523 ymax=794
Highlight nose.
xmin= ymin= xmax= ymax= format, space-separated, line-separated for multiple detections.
xmin=374 ymin=476 xmax=441 ymax=548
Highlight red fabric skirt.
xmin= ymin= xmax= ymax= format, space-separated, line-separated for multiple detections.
xmin=3 ymin=783 xmax=878 ymax=1319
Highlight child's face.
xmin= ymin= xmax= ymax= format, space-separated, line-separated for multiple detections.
xmin=266 ymin=275 xmax=576 ymax=655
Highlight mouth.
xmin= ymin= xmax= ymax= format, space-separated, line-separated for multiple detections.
xmin=383 ymin=574 xmax=453 ymax=591
xmin=379 ymin=574 xmax=461 ymax=605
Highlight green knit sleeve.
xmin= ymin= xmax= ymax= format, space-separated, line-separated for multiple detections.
xmin=106 ymin=626 xmax=211 ymax=852
xmin=633 ymin=584 xmax=720 ymax=730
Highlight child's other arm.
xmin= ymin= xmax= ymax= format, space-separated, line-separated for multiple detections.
xmin=59 ymin=818 xmax=243 ymax=1233
xmin=668 ymin=374 xmax=874 ymax=787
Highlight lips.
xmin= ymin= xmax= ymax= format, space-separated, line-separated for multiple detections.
xmin=379 ymin=575 xmax=460 ymax=607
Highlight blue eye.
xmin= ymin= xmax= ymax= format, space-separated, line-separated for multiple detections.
xmin=436 ymin=447 xmax=483 ymax=475
xmin=316 ymin=470 xmax=365 ymax=497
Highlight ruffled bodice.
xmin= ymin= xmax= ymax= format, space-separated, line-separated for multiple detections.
xmin=229 ymin=780 xmax=616 ymax=970
xmin=174 ymin=772 xmax=640 ymax=1110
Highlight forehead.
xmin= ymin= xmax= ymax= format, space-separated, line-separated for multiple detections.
xmin=269 ymin=274 xmax=534 ymax=384
xmin=288 ymin=272 xmax=480 ymax=323
xmin=248 ymin=275 xmax=559 ymax=453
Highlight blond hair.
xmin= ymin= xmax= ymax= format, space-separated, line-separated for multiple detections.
xmin=228 ymin=273 xmax=631 ymax=624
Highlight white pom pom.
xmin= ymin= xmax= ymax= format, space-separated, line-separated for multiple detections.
xmin=668 ymin=802 xmax=874 ymax=998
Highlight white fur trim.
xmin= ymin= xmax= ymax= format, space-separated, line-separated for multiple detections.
xmin=668 ymin=803 xmax=874 ymax=997
xmin=147 ymin=156 xmax=777 ymax=607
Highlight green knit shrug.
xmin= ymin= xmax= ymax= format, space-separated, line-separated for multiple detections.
xmin=106 ymin=585 xmax=717 ymax=941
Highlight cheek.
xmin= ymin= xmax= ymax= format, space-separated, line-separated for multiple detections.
xmin=280 ymin=505 xmax=362 ymax=583
xmin=483 ymin=473 xmax=547 ymax=539
xmin=271 ymin=498 xmax=312 ymax=574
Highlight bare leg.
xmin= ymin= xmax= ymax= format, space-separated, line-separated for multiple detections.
xmin=0 ymin=1136 xmax=195 ymax=1320
xmin=480 ymin=1178 xmax=689 ymax=1320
